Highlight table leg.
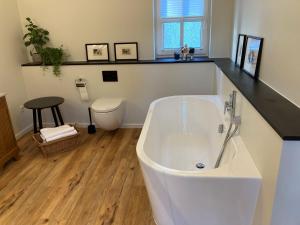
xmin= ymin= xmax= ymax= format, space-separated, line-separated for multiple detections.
xmin=37 ymin=109 xmax=43 ymax=131
xmin=33 ymin=109 xmax=37 ymax=133
xmin=55 ymin=106 xmax=64 ymax=125
xmin=51 ymin=107 xmax=59 ymax=127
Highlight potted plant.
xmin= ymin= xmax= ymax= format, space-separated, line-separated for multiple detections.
xmin=23 ymin=17 xmax=49 ymax=62
xmin=23 ymin=17 xmax=65 ymax=76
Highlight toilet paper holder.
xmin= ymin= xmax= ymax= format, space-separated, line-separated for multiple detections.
xmin=75 ymin=78 xmax=89 ymax=101
xmin=75 ymin=78 xmax=87 ymax=87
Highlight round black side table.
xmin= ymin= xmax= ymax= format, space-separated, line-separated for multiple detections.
xmin=24 ymin=97 xmax=65 ymax=133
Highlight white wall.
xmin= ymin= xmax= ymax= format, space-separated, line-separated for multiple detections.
xmin=22 ymin=63 xmax=215 ymax=126
xmin=0 ymin=0 xmax=31 ymax=137
xmin=232 ymin=0 xmax=300 ymax=106
xmin=216 ymin=67 xmax=283 ymax=225
xmin=17 ymin=0 xmax=155 ymax=60
xmin=210 ymin=0 xmax=234 ymax=58
xmin=17 ymin=0 xmax=234 ymax=60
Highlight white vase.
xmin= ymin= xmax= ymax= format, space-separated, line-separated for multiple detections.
xmin=31 ymin=53 xmax=42 ymax=63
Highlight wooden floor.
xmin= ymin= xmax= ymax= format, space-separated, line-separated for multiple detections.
xmin=0 ymin=128 xmax=155 ymax=225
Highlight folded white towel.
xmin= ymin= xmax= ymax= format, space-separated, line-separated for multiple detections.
xmin=40 ymin=125 xmax=75 ymax=139
xmin=41 ymin=129 xmax=78 ymax=142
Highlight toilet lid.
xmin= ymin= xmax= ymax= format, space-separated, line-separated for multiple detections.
xmin=91 ymin=98 xmax=123 ymax=113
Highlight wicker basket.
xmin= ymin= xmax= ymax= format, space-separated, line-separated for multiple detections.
xmin=32 ymin=125 xmax=80 ymax=157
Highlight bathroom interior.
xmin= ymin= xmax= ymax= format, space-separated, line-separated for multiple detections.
xmin=0 ymin=0 xmax=299 ymax=225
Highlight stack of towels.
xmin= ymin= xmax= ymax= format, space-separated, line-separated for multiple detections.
xmin=40 ymin=125 xmax=78 ymax=143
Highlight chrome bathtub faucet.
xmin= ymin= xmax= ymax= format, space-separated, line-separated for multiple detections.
xmin=215 ymin=91 xmax=241 ymax=168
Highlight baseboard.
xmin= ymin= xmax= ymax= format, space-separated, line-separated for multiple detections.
xmin=121 ymin=124 xmax=143 ymax=128
xmin=43 ymin=122 xmax=143 ymax=129
xmin=43 ymin=122 xmax=88 ymax=128
xmin=15 ymin=124 xmax=33 ymax=140
xmin=14 ymin=122 xmax=142 ymax=140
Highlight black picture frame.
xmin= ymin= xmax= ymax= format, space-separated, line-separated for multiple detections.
xmin=114 ymin=42 xmax=139 ymax=61
xmin=235 ymin=34 xmax=247 ymax=68
xmin=85 ymin=43 xmax=110 ymax=61
xmin=242 ymin=36 xmax=264 ymax=80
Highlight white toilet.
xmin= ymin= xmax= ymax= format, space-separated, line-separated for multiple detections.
xmin=91 ymin=98 xmax=124 ymax=131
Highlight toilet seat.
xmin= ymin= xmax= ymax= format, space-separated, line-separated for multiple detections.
xmin=91 ymin=98 xmax=123 ymax=113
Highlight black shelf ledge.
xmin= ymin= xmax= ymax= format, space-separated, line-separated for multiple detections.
xmin=21 ymin=57 xmax=214 ymax=67
xmin=214 ymin=58 xmax=300 ymax=141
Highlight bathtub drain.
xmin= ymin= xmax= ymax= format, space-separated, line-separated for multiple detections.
xmin=196 ymin=162 xmax=205 ymax=169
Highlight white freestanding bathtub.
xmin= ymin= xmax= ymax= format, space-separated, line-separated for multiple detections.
xmin=137 ymin=96 xmax=261 ymax=225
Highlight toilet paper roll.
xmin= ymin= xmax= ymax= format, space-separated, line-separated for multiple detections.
xmin=78 ymin=86 xmax=89 ymax=101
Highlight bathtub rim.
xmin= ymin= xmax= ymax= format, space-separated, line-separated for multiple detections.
xmin=137 ymin=95 xmax=261 ymax=179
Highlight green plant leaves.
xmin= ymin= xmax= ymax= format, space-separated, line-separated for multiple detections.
xmin=40 ymin=47 xmax=64 ymax=76
xmin=23 ymin=17 xmax=65 ymax=76
xmin=23 ymin=17 xmax=49 ymax=50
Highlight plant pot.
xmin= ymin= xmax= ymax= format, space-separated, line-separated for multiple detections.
xmin=31 ymin=53 xmax=42 ymax=63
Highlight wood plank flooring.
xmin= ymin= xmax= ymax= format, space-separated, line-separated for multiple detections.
xmin=0 ymin=128 xmax=155 ymax=225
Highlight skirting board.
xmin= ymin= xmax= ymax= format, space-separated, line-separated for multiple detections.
xmin=14 ymin=122 xmax=143 ymax=140
xmin=15 ymin=124 xmax=33 ymax=140
xmin=121 ymin=124 xmax=144 ymax=129
xmin=43 ymin=122 xmax=144 ymax=129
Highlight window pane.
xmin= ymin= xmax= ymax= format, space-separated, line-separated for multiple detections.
xmin=183 ymin=0 xmax=205 ymax=17
xmin=184 ymin=21 xmax=202 ymax=48
xmin=163 ymin=22 xmax=180 ymax=49
xmin=161 ymin=0 xmax=205 ymax=18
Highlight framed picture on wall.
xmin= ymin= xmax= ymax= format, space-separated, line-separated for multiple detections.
xmin=114 ymin=42 xmax=138 ymax=61
xmin=242 ymin=36 xmax=264 ymax=79
xmin=85 ymin=43 xmax=109 ymax=61
xmin=235 ymin=34 xmax=247 ymax=68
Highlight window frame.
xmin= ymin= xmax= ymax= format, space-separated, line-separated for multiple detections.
xmin=155 ymin=0 xmax=211 ymax=58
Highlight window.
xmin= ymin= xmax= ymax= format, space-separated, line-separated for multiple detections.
xmin=155 ymin=0 xmax=210 ymax=57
